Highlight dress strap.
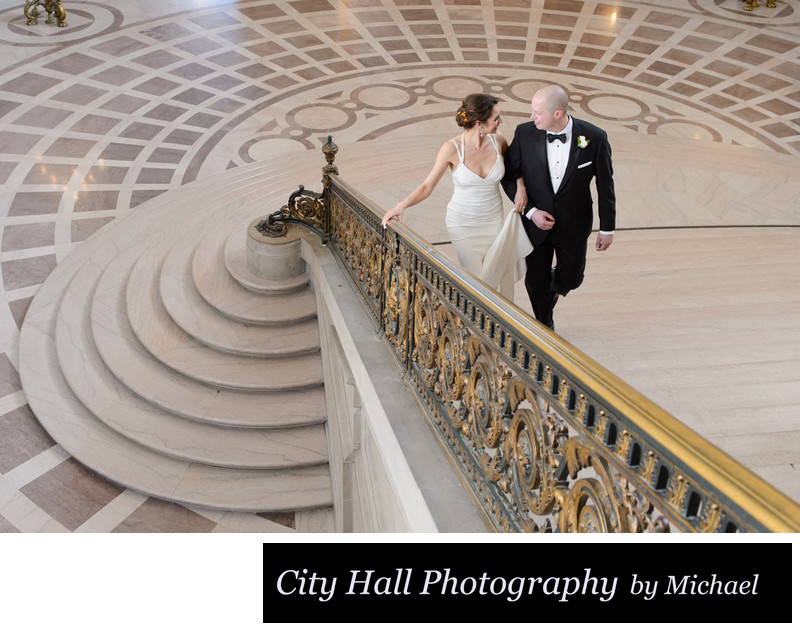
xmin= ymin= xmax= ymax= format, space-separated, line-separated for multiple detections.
xmin=450 ymin=133 xmax=465 ymax=163
xmin=487 ymin=133 xmax=500 ymax=155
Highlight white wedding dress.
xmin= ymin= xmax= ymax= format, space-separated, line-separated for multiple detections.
xmin=446 ymin=133 xmax=532 ymax=299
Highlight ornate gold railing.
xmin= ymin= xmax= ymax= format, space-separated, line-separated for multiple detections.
xmin=259 ymin=137 xmax=800 ymax=533
xmin=740 ymin=0 xmax=777 ymax=11
xmin=24 ymin=0 xmax=67 ymax=27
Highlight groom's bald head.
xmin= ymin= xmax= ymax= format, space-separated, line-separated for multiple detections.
xmin=535 ymin=85 xmax=569 ymax=115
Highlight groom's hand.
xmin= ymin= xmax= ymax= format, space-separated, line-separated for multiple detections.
xmin=596 ymin=233 xmax=613 ymax=251
xmin=531 ymin=209 xmax=555 ymax=230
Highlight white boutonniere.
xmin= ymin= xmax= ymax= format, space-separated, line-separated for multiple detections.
xmin=577 ymin=135 xmax=589 ymax=149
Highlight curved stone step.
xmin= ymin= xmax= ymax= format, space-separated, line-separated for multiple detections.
xmin=224 ymin=228 xmax=311 ymax=295
xmin=21 ymin=255 xmax=333 ymax=512
xmin=18 ymin=156 xmax=344 ymax=521
xmin=173 ymin=462 xmax=332 ymax=513
xmin=89 ymin=243 xmax=327 ymax=428
xmin=160 ymin=232 xmax=320 ymax=357
xmin=117 ymin=240 xmax=323 ymax=392
xmin=55 ymin=258 xmax=328 ymax=469
xmin=192 ymin=227 xmax=317 ymax=325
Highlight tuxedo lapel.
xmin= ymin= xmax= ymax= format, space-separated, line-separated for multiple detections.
xmin=534 ymin=127 xmax=548 ymax=178
xmin=556 ymin=118 xmax=581 ymax=194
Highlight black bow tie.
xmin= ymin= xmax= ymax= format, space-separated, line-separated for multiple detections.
xmin=547 ymin=133 xmax=567 ymax=144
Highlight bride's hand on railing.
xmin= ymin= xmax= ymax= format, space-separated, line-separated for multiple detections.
xmin=381 ymin=204 xmax=405 ymax=227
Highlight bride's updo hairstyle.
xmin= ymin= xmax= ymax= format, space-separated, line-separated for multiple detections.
xmin=456 ymin=94 xmax=498 ymax=129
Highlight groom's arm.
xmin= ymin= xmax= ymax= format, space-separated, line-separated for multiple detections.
xmin=501 ymin=126 xmax=523 ymax=202
xmin=594 ymin=130 xmax=616 ymax=233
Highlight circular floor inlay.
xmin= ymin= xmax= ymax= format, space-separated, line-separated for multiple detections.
xmin=352 ymin=84 xmax=415 ymax=110
xmin=584 ymin=95 xmax=647 ymax=121
xmin=428 ymin=77 xmax=488 ymax=101
xmin=652 ymin=121 xmax=718 ymax=142
xmin=507 ymin=79 xmax=549 ymax=105
xmin=287 ymin=104 xmax=355 ymax=133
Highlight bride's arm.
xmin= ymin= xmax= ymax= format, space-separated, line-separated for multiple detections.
xmin=513 ymin=177 xmax=527 ymax=214
xmin=382 ymin=141 xmax=455 ymax=226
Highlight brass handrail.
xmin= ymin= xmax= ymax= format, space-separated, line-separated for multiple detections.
xmin=262 ymin=137 xmax=800 ymax=533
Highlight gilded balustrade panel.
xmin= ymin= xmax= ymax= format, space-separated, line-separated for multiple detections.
xmin=401 ymin=244 xmax=678 ymax=533
xmin=261 ymin=142 xmax=800 ymax=533
xmin=329 ymin=183 xmax=384 ymax=321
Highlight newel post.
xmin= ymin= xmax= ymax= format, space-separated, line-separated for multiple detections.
xmin=321 ymin=135 xmax=338 ymax=244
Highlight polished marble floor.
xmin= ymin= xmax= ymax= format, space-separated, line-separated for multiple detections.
xmin=0 ymin=0 xmax=797 ymax=532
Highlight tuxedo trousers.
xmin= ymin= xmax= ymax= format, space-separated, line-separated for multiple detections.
xmin=524 ymin=234 xmax=587 ymax=328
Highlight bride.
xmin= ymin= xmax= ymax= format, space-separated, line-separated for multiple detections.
xmin=381 ymin=94 xmax=532 ymax=299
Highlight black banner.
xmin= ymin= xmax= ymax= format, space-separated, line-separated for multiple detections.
xmin=263 ymin=542 xmax=791 ymax=623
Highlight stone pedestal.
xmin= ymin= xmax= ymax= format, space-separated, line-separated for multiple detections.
xmin=247 ymin=220 xmax=306 ymax=280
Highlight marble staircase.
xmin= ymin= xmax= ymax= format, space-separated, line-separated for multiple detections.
xmin=19 ymin=157 xmax=337 ymax=530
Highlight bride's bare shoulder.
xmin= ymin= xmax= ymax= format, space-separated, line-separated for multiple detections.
xmin=436 ymin=137 xmax=460 ymax=158
xmin=495 ymin=131 xmax=510 ymax=151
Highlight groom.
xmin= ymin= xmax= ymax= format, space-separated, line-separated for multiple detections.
xmin=502 ymin=84 xmax=616 ymax=329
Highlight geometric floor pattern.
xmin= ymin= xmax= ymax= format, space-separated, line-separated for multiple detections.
xmin=0 ymin=0 xmax=798 ymax=531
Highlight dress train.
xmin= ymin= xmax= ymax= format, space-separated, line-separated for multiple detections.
xmin=479 ymin=212 xmax=533 ymax=299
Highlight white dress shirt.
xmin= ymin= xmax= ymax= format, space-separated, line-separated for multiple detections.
xmin=546 ymin=116 xmax=572 ymax=193
xmin=525 ymin=116 xmax=572 ymax=222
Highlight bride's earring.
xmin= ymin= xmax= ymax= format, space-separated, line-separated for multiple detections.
xmin=479 ymin=125 xmax=484 ymax=138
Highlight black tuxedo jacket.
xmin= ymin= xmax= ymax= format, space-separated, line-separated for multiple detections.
xmin=502 ymin=117 xmax=616 ymax=248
